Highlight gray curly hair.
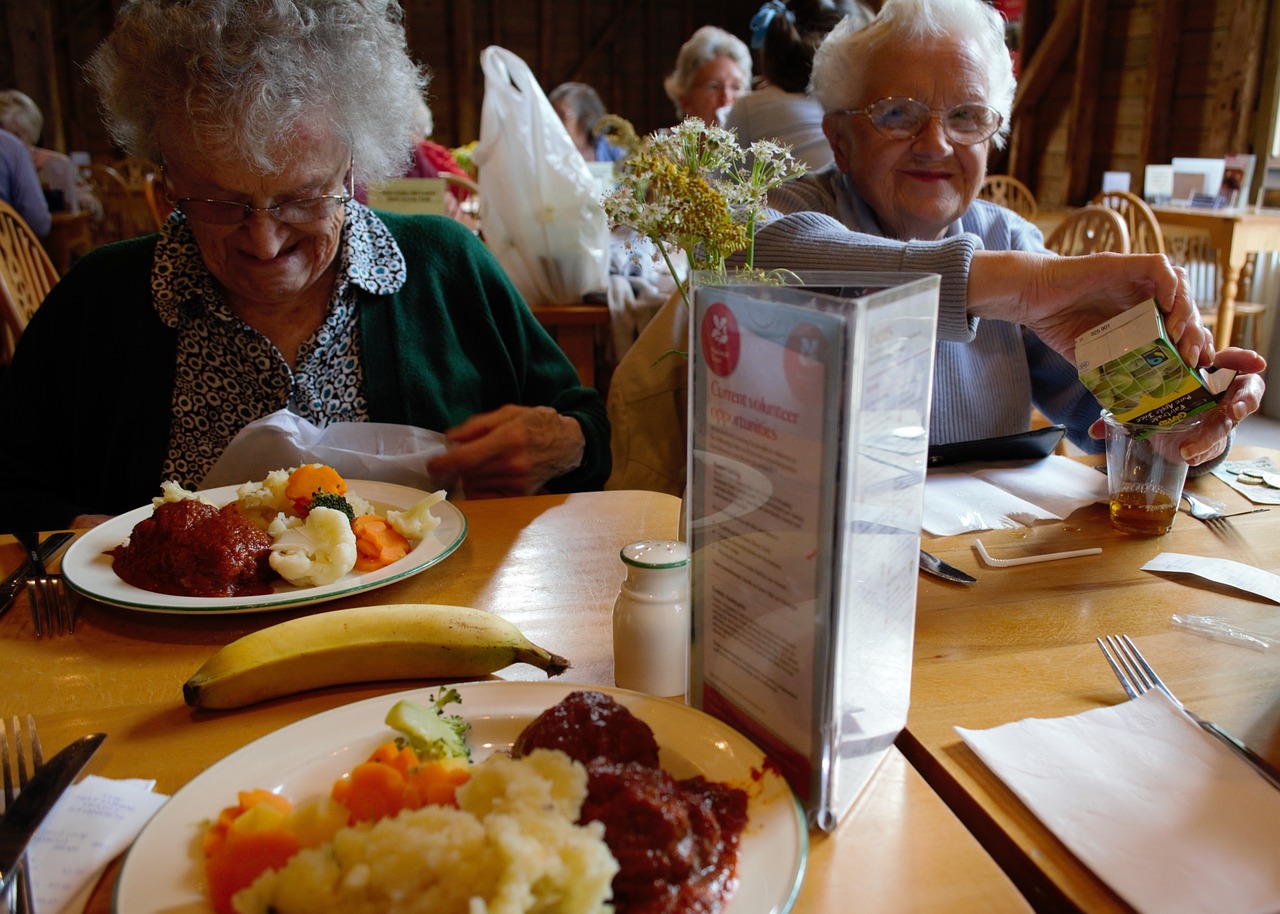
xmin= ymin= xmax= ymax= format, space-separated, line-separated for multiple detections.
xmin=810 ymin=0 xmax=1015 ymax=149
xmin=663 ymin=26 xmax=753 ymax=117
xmin=86 ymin=0 xmax=429 ymax=184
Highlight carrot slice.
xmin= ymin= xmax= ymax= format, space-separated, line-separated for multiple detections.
xmin=352 ymin=515 xmax=411 ymax=571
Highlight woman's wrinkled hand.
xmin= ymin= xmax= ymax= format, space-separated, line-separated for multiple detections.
xmin=971 ymin=251 xmax=1214 ymax=367
xmin=1087 ymin=347 xmax=1267 ymax=465
xmin=426 ymin=404 xmax=585 ymax=498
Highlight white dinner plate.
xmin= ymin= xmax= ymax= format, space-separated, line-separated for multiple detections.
xmin=113 ymin=681 xmax=808 ymax=914
xmin=61 ymin=480 xmax=466 ymax=614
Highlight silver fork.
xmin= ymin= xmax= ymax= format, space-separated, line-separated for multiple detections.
xmin=12 ymin=533 xmax=73 ymax=638
xmin=1 ymin=715 xmax=42 ymax=914
xmin=1180 ymin=491 xmax=1269 ymax=529
xmin=1097 ymin=634 xmax=1280 ymax=790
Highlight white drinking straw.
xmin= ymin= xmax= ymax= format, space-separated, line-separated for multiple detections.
xmin=974 ymin=539 xmax=1102 ymax=567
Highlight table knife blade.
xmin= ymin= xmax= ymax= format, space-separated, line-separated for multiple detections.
xmin=919 ymin=549 xmax=977 ymax=584
xmin=0 ymin=532 xmax=75 ymax=617
xmin=0 ymin=732 xmax=105 ymax=885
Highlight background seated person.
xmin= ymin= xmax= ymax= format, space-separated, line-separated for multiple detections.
xmin=725 ymin=0 xmax=872 ymax=170
xmin=663 ymin=26 xmax=753 ymax=128
xmin=550 ymin=82 xmax=626 ymax=163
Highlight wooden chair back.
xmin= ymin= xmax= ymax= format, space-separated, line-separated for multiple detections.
xmin=1090 ymin=190 xmax=1165 ymax=254
xmin=85 ymin=163 xmax=157 ymax=245
xmin=978 ymin=174 xmax=1038 ymax=218
xmin=0 ymin=200 xmax=60 ymax=362
xmin=1164 ymin=234 xmax=1269 ymax=348
xmin=142 ymin=171 xmax=172 ymax=230
xmin=113 ymin=156 xmax=161 ymax=191
xmin=1044 ymin=205 xmax=1131 ymax=256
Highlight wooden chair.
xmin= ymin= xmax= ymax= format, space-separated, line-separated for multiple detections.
xmin=1090 ymin=190 xmax=1165 ymax=254
xmin=113 ymin=155 xmax=161 ymax=191
xmin=1165 ymin=233 xmax=1269 ymax=349
xmin=0 ymin=200 xmax=60 ymax=363
xmin=142 ymin=171 xmax=171 ymax=230
xmin=85 ymin=163 xmax=157 ymax=244
xmin=84 ymin=163 xmax=133 ymax=245
xmin=1044 ymin=205 xmax=1131 ymax=256
xmin=979 ymin=174 xmax=1038 ymax=218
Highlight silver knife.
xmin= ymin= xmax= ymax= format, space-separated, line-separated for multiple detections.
xmin=919 ymin=549 xmax=976 ymax=584
xmin=0 ymin=532 xmax=75 ymax=617
xmin=0 ymin=732 xmax=106 ymax=885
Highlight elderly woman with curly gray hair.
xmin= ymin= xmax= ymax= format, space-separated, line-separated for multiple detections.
xmin=0 ymin=0 xmax=610 ymax=532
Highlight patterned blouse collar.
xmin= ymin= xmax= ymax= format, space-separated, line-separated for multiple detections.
xmin=150 ymin=201 xmax=406 ymax=326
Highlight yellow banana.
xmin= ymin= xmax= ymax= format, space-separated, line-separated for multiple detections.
xmin=183 ymin=603 xmax=570 ymax=709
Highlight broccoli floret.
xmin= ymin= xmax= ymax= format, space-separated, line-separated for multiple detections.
xmin=307 ymin=491 xmax=355 ymax=522
xmin=385 ymin=690 xmax=471 ymax=761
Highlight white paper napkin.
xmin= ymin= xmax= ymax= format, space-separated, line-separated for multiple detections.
xmin=923 ymin=455 xmax=1109 ymax=535
xmin=957 ymin=690 xmax=1280 ymax=914
xmin=16 ymin=776 xmax=169 ymax=914
xmin=199 ymin=409 xmax=455 ymax=492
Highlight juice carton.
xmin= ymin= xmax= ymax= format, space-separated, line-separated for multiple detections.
xmin=1075 ymin=301 xmax=1234 ymax=426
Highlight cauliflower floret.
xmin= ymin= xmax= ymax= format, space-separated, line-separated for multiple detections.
xmin=151 ymin=480 xmax=211 ymax=507
xmin=384 ymin=490 xmax=446 ymax=541
xmin=345 ymin=491 xmax=375 ymax=517
xmin=268 ymin=506 xmax=357 ymax=587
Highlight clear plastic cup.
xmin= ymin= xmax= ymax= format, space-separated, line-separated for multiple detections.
xmin=1102 ymin=410 xmax=1206 ymax=535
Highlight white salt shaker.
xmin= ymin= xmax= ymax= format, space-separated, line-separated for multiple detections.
xmin=612 ymin=539 xmax=690 ymax=698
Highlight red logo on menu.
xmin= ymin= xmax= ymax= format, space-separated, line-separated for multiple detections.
xmin=700 ymin=302 xmax=740 ymax=377
xmin=784 ymin=322 xmax=827 ymax=401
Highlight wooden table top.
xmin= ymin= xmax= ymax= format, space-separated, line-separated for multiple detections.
xmin=1 ymin=488 xmax=1026 ymax=914
xmin=906 ymin=446 xmax=1280 ymax=912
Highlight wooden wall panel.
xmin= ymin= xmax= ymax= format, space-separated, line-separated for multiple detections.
xmin=0 ymin=0 xmax=1272 ymax=213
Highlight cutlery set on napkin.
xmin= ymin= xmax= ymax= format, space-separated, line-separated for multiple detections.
xmin=0 ymin=733 xmax=166 ymax=914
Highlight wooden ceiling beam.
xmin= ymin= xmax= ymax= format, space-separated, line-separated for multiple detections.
xmin=1065 ymin=0 xmax=1108 ymax=203
xmin=450 ymin=2 xmax=478 ymax=145
xmin=1012 ymin=0 xmax=1082 ymax=116
xmin=1141 ymin=0 xmax=1183 ymax=169
xmin=1008 ymin=0 xmax=1082 ymax=186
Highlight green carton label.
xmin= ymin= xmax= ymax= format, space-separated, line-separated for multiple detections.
xmin=1075 ymin=301 xmax=1221 ymax=426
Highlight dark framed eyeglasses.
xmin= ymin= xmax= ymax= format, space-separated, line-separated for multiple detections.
xmin=838 ymin=97 xmax=1003 ymax=145
xmin=169 ymin=164 xmax=355 ymax=226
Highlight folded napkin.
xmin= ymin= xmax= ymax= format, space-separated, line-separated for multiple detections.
xmin=923 ymin=455 xmax=1108 ymax=535
xmin=199 ymin=409 xmax=455 ymax=492
xmin=21 ymin=775 xmax=168 ymax=914
xmin=957 ymin=690 xmax=1280 ymax=914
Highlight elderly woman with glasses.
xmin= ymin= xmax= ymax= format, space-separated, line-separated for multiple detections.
xmin=0 ymin=0 xmax=609 ymax=532
xmin=759 ymin=0 xmax=1263 ymax=467
xmin=663 ymin=26 xmax=753 ymax=128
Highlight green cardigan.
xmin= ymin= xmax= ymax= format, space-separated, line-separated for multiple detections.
xmin=0 ymin=213 xmax=609 ymax=531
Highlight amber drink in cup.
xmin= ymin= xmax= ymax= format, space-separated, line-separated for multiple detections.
xmin=1102 ymin=410 xmax=1204 ymax=535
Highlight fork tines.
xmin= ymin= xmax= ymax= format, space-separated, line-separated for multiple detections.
xmin=27 ymin=574 xmax=72 ymax=638
xmin=1 ymin=715 xmax=41 ymax=914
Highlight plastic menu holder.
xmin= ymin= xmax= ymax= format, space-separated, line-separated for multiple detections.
xmin=687 ymin=271 xmax=939 ymax=831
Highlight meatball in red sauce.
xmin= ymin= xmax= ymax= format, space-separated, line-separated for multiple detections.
xmin=111 ymin=499 xmax=277 ymax=597
xmin=513 ymin=690 xmax=749 ymax=914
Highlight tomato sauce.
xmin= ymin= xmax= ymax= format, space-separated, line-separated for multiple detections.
xmin=111 ymin=499 xmax=277 ymax=597
xmin=513 ymin=690 xmax=749 ymax=914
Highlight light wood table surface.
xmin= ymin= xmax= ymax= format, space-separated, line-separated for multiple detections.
xmin=905 ymin=446 xmax=1280 ymax=912
xmin=1 ymin=489 xmax=1027 ymax=913
xmin=1149 ymin=205 xmax=1280 ymax=350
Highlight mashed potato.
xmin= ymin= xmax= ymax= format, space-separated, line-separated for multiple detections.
xmin=231 ymin=750 xmax=618 ymax=914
